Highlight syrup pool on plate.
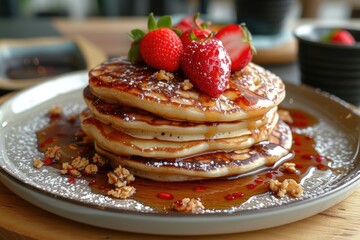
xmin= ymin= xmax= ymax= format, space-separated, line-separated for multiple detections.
xmin=36 ymin=107 xmax=330 ymax=212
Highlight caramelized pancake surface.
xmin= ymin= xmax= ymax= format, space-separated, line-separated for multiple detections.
xmin=96 ymin=120 xmax=292 ymax=182
xmin=84 ymin=86 xmax=277 ymax=141
xmin=89 ymin=57 xmax=285 ymax=122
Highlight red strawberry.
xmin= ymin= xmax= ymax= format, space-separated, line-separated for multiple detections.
xmin=182 ymin=38 xmax=231 ymax=98
xmin=324 ymin=29 xmax=355 ymax=45
xmin=128 ymin=13 xmax=183 ymax=72
xmin=181 ymin=27 xmax=212 ymax=48
xmin=140 ymin=28 xmax=183 ymax=72
xmin=179 ymin=13 xmax=211 ymax=48
xmin=174 ymin=15 xmax=203 ymax=33
xmin=215 ymin=24 xmax=256 ymax=72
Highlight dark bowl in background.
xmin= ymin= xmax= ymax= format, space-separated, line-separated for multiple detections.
xmin=235 ymin=0 xmax=294 ymax=35
xmin=294 ymin=24 xmax=360 ymax=106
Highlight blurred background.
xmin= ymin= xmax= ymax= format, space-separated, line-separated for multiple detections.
xmin=0 ymin=0 xmax=359 ymax=104
xmin=1 ymin=0 xmax=360 ymax=20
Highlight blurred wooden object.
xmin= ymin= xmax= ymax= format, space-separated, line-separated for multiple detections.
xmin=252 ymin=38 xmax=297 ymax=65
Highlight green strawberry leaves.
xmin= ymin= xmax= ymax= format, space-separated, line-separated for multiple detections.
xmin=156 ymin=15 xmax=172 ymax=29
xmin=148 ymin=12 xmax=172 ymax=30
xmin=128 ymin=29 xmax=145 ymax=64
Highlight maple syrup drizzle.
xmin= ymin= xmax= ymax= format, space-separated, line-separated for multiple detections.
xmin=36 ymin=108 xmax=328 ymax=212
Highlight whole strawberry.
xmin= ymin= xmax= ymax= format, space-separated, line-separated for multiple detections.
xmin=128 ymin=13 xmax=183 ymax=72
xmin=323 ymin=29 xmax=355 ymax=45
xmin=215 ymin=24 xmax=255 ymax=72
xmin=182 ymin=38 xmax=231 ymax=98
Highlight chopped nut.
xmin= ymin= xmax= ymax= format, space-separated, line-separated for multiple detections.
xmin=83 ymin=164 xmax=98 ymax=175
xmin=71 ymin=156 xmax=89 ymax=170
xmin=278 ymin=109 xmax=293 ymax=124
xmin=107 ymin=171 xmax=119 ymax=185
xmin=172 ymin=198 xmax=205 ymax=214
xmin=60 ymin=162 xmax=70 ymax=174
xmin=45 ymin=146 xmax=62 ymax=160
xmin=153 ymin=70 xmax=174 ymax=81
xmin=107 ymin=165 xmax=136 ymax=194
xmin=280 ymin=162 xmax=298 ymax=173
xmin=269 ymin=179 xmax=303 ymax=198
xmin=114 ymin=165 xmax=135 ymax=183
xmin=48 ymin=105 xmax=63 ymax=117
xmin=181 ymin=79 xmax=194 ymax=90
xmin=33 ymin=158 xmax=44 ymax=169
xmin=60 ymin=162 xmax=81 ymax=177
xmin=68 ymin=168 xmax=81 ymax=177
xmin=107 ymin=171 xmax=129 ymax=188
xmin=107 ymin=186 xmax=136 ymax=199
xmin=92 ymin=153 xmax=106 ymax=166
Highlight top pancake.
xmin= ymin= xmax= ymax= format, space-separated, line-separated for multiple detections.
xmin=89 ymin=57 xmax=285 ymax=122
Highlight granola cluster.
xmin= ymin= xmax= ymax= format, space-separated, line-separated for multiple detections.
xmin=107 ymin=165 xmax=136 ymax=199
xmin=60 ymin=156 xmax=98 ymax=177
xmin=172 ymin=198 xmax=205 ymax=214
xmin=279 ymin=162 xmax=298 ymax=173
xmin=269 ymin=179 xmax=303 ymax=198
xmin=45 ymin=145 xmax=62 ymax=160
xmin=181 ymin=79 xmax=194 ymax=90
xmin=278 ymin=109 xmax=293 ymax=124
xmin=33 ymin=158 xmax=44 ymax=169
xmin=153 ymin=70 xmax=174 ymax=81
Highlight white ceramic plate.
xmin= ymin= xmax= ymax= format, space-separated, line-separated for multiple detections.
xmin=0 ymin=71 xmax=359 ymax=235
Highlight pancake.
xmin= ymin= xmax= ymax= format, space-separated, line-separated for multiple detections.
xmin=83 ymin=86 xmax=278 ymax=141
xmin=95 ymin=120 xmax=292 ymax=182
xmin=81 ymin=108 xmax=279 ymax=158
xmin=88 ymin=57 xmax=285 ymax=122
xmin=81 ymin=109 xmax=279 ymax=159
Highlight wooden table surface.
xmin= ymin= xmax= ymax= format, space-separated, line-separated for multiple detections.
xmin=0 ymin=17 xmax=360 ymax=239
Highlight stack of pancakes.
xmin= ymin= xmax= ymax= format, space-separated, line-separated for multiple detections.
xmin=81 ymin=57 xmax=292 ymax=181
